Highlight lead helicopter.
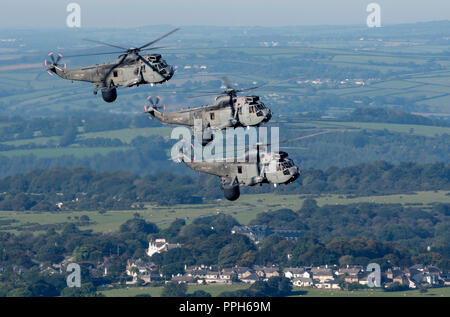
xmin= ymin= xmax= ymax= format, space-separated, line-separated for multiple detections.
xmin=172 ymin=130 xmax=339 ymax=201
xmin=44 ymin=28 xmax=179 ymax=103
xmin=144 ymin=77 xmax=276 ymax=145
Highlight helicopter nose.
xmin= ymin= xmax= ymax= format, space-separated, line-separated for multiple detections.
xmin=293 ymin=167 xmax=300 ymax=179
xmin=264 ymin=109 xmax=272 ymax=122
xmin=167 ymin=66 xmax=175 ymax=79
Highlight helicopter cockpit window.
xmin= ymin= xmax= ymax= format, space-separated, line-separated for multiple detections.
xmin=249 ymin=106 xmax=255 ymax=114
xmin=282 ymin=161 xmax=293 ymax=168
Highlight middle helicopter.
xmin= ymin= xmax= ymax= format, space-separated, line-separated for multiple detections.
xmin=144 ymin=77 xmax=274 ymax=145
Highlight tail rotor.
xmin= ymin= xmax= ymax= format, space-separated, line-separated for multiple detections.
xmin=147 ymin=95 xmax=166 ymax=111
xmin=144 ymin=95 xmax=166 ymax=120
xmin=44 ymin=52 xmax=66 ymax=76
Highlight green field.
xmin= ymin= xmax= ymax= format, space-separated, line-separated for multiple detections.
xmin=101 ymin=284 xmax=248 ymax=297
xmin=2 ymin=37 xmax=450 ymax=116
xmin=99 ymin=284 xmax=450 ymax=297
xmin=0 ymin=146 xmax=130 ymax=158
xmin=1 ymin=127 xmax=171 ymax=148
xmin=1 ymin=190 xmax=448 ymax=234
xmin=288 ymin=120 xmax=450 ymax=137
xmin=79 ymin=127 xmax=172 ymax=143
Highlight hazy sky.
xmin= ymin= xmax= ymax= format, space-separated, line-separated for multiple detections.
xmin=0 ymin=0 xmax=449 ymax=28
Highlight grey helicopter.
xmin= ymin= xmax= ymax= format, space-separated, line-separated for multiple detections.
xmin=144 ymin=77 xmax=273 ymax=145
xmin=172 ymin=130 xmax=338 ymax=201
xmin=44 ymin=28 xmax=179 ymax=103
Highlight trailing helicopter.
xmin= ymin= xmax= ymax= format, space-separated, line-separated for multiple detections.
xmin=172 ymin=130 xmax=338 ymax=201
xmin=144 ymin=77 xmax=273 ymax=145
xmin=44 ymin=28 xmax=179 ymax=103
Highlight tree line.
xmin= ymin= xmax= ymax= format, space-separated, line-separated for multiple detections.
xmin=0 ymin=161 xmax=448 ymax=211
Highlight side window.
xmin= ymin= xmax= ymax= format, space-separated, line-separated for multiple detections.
xmin=237 ymin=166 xmax=243 ymax=174
xmin=113 ymin=71 xmax=118 ymax=77
xmin=210 ymin=112 xmax=215 ymax=120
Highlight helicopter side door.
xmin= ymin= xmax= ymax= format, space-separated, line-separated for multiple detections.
xmin=235 ymin=163 xmax=260 ymax=186
xmin=207 ymin=107 xmax=233 ymax=130
xmin=110 ymin=69 xmax=123 ymax=86
xmin=140 ymin=63 xmax=158 ymax=83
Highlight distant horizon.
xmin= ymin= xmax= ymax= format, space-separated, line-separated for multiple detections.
xmin=1 ymin=19 xmax=450 ymax=31
xmin=1 ymin=1 xmax=450 ymax=28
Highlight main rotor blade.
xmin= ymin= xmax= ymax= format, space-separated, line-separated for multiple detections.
xmin=186 ymin=92 xmax=225 ymax=99
xmin=138 ymin=28 xmax=180 ymax=50
xmin=235 ymin=84 xmax=267 ymax=93
xmin=104 ymin=53 xmax=128 ymax=84
xmin=268 ymin=129 xmax=346 ymax=147
xmin=82 ymin=38 xmax=128 ymax=51
xmin=140 ymin=45 xmax=178 ymax=52
xmin=64 ymin=51 xmax=124 ymax=58
xmin=200 ymin=129 xmax=345 ymax=159
xmin=222 ymin=77 xmax=233 ymax=90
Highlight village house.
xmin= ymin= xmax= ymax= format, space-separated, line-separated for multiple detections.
xmin=234 ymin=267 xmax=255 ymax=280
xmin=125 ymin=259 xmax=159 ymax=284
xmin=311 ymin=266 xmax=335 ymax=283
xmin=386 ymin=268 xmax=409 ymax=285
xmin=254 ymin=266 xmax=280 ymax=280
xmin=183 ymin=265 xmax=231 ymax=284
xmin=292 ymin=277 xmax=314 ymax=287
xmin=337 ymin=266 xmax=364 ymax=283
xmin=220 ymin=268 xmax=235 ymax=281
xmin=146 ymin=239 xmax=181 ymax=257
xmin=406 ymin=265 xmax=441 ymax=286
xmin=171 ymin=274 xmax=195 ymax=284
xmin=241 ymin=273 xmax=259 ymax=284
xmin=439 ymin=273 xmax=450 ymax=286
xmin=357 ymin=272 xmax=372 ymax=286
xmin=315 ymin=279 xmax=341 ymax=290
xmin=283 ymin=267 xmax=311 ymax=279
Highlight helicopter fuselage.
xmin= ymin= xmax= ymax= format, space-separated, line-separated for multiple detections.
xmin=180 ymin=150 xmax=299 ymax=200
xmin=49 ymin=54 xmax=174 ymax=90
xmin=148 ymin=95 xmax=272 ymax=132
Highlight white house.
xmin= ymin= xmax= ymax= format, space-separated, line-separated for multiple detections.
xmin=146 ymin=239 xmax=181 ymax=257
xmin=315 ymin=279 xmax=341 ymax=290
xmin=283 ymin=268 xmax=311 ymax=279
xmin=292 ymin=277 xmax=314 ymax=287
